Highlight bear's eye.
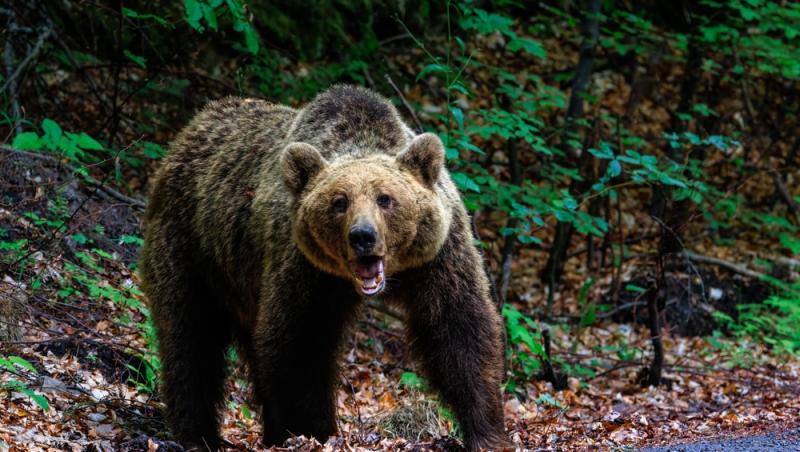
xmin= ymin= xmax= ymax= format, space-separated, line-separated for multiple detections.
xmin=376 ymin=194 xmax=393 ymax=209
xmin=332 ymin=196 xmax=349 ymax=214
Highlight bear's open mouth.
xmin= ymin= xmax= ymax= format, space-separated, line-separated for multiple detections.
xmin=348 ymin=255 xmax=385 ymax=296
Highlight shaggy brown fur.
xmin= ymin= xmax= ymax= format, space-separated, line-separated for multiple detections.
xmin=139 ymin=85 xmax=508 ymax=451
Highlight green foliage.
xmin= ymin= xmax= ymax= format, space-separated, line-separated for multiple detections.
xmin=396 ymin=370 xmax=461 ymax=437
xmin=9 ymin=118 xmax=169 ymax=178
xmin=184 ymin=0 xmax=260 ymax=54
xmin=714 ymin=282 xmax=800 ymax=356
xmin=127 ymin=353 xmax=160 ymax=394
xmin=1 ymin=1 xmax=798 ymax=425
xmin=0 ymin=356 xmax=50 ymax=411
xmin=399 ymin=371 xmax=428 ymax=391
xmin=437 ymin=405 xmax=462 ymax=439
xmin=535 ymin=392 xmax=563 ymax=409
xmin=502 ymin=304 xmax=544 ymax=385
xmin=12 ymin=118 xmax=104 ymax=166
xmin=698 ymin=0 xmax=800 ymax=79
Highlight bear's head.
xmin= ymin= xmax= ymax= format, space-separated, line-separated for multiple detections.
xmin=281 ymin=133 xmax=452 ymax=296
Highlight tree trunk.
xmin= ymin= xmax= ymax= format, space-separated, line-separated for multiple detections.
xmin=541 ymin=0 xmax=602 ymax=306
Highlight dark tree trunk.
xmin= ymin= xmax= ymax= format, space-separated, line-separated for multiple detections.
xmin=541 ymin=0 xmax=602 ymax=310
xmin=645 ymin=35 xmax=702 ymax=387
xmin=499 ymin=137 xmax=521 ymax=305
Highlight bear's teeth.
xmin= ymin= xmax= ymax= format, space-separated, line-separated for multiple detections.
xmin=357 ymin=269 xmax=384 ymax=295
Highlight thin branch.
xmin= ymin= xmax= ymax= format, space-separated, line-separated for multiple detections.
xmin=770 ymin=167 xmax=800 ymax=223
xmin=731 ymin=41 xmax=757 ymax=127
xmin=682 ymin=251 xmax=767 ymax=281
xmin=0 ymin=26 xmax=51 ymax=95
xmin=384 ymin=74 xmax=424 ymax=133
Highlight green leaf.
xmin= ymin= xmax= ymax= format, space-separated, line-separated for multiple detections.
xmin=76 ymin=132 xmax=104 ymax=151
xmin=692 ymin=103 xmax=717 ymax=117
xmin=580 ymin=305 xmax=597 ymax=327
xmin=142 ymin=142 xmax=167 ymax=159
xmin=661 ymin=175 xmax=687 ymax=188
xmin=740 ymin=6 xmax=759 ymax=21
xmin=449 ymin=82 xmax=469 ymax=95
xmin=578 ymin=277 xmax=595 ymax=305
xmin=122 ymin=8 xmax=171 ymax=27
xmin=11 ymin=132 xmax=43 ymax=150
xmin=416 ymin=63 xmax=449 ymax=81
xmin=507 ymin=38 xmax=546 ymax=59
xmin=123 ymin=50 xmax=146 ymax=68
xmin=450 ymin=106 xmax=464 ymax=131
xmin=589 ymin=145 xmax=613 ymax=160
xmin=243 ymin=25 xmax=260 ymax=54
xmin=451 ymin=172 xmax=481 ymax=193
xmin=3 ymin=379 xmax=49 ymax=411
xmin=42 ymin=118 xmax=62 ymax=144
xmin=202 ymin=3 xmax=218 ymax=31
xmin=608 ymin=160 xmax=622 ymax=177
xmin=625 ymin=284 xmax=647 ymax=293
xmin=399 ymin=371 xmax=427 ymax=390
xmin=9 ymin=356 xmax=37 ymax=374
xmin=0 ymin=358 xmax=13 ymax=372
xmin=517 ymin=235 xmax=542 ymax=245
xmin=535 ymin=393 xmax=563 ymax=408
xmin=119 ymin=235 xmax=144 ymax=246
xmin=184 ymin=0 xmax=204 ymax=30
xmin=460 ymin=9 xmax=513 ymax=36
xmin=779 ymin=233 xmax=800 ymax=255
xmin=25 ymin=390 xmax=50 ymax=411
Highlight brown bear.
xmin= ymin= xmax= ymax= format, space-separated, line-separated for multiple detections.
xmin=139 ymin=85 xmax=508 ymax=451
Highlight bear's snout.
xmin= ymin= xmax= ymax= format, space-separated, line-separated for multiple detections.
xmin=348 ymin=223 xmax=377 ymax=255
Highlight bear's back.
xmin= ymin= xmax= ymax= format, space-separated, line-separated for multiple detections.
xmin=145 ymin=98 xmax=298 ymax=289
xmin=287 ymin=85 xmax=414 ymax=160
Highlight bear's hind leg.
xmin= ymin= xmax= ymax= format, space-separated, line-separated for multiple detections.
xmin=142 ymin=248 xmax=232 ymax=449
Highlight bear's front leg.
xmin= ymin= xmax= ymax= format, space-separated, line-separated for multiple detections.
xmin=251 ymin=252 xmax=361 ymax=447
xmin=396 ymin=219 xmax=510 ymax=451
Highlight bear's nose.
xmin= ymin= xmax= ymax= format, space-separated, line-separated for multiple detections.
xmin=349 ymin=224 xmax=377 ymax=255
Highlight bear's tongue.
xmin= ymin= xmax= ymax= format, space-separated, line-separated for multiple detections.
xmin=349 ymin=257 xmax=385 ymax=295
xmin=349 ymin=257 xmax=383 ymax=279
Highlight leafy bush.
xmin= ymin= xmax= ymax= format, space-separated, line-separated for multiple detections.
xmin=714 ymin=282 xmax=800 ymax=356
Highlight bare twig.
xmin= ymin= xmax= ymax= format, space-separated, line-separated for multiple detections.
xmin=682 ymin=251 xmax=768 ymax=281
xmin=731 ymin=42 xmax=758 ymax=127
xmin=3 ymin=40 xmax=22 ymax=135
xmin=770 ymin=167 xmax=800 ymax=223
xmin=384 ymin=74 xmax=424 ymax=133
xmin=744 ymin=251 xmax=800 ymax=269
xmin=1 ymin=26 xmax=51 ymax=95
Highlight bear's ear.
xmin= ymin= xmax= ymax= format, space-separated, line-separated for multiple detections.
xmin=397 ymin=133 xmax=445 ymax=189
xmin=281 ymin=142 xmax=328 ymax=195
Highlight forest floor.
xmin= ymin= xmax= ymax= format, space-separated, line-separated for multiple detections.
xmin=1 ymin=145 xmax=800 ymax=451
